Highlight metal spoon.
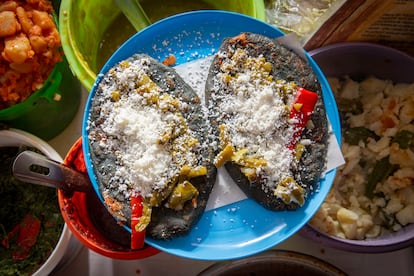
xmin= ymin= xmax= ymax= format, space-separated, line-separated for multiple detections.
xmin=114 ymin=0 xmax=151 ymax=32
xmin=12 ymin=150 xmax=92 ymax=193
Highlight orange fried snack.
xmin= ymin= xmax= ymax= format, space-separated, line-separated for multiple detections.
xmin=0 ymin=0 xmax=62 ymax=110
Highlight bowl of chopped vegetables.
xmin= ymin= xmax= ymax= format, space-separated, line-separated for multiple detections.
xmin=301 ymin=42 xmax=414 ymax=253
xmin=0 ymin=128 xmax=81 ymax=275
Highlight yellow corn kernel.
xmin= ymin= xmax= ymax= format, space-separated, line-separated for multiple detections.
xmin=337 ymin=208 xmax=359 ymax=224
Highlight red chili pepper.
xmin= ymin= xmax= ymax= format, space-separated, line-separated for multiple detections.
xmin=130 ymin=195 xmax=146 ymax=250
xmin=288 ymin=87 xmax=319 ymax=150
xmin=9 ymin=214 xmax=42 ymax=260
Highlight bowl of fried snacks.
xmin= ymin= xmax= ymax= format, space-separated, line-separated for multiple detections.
xmin=0 ymin=0 xmax=81 ymax=140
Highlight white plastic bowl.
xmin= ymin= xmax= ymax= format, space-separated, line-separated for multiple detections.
xmin=0 ymin=128 xmax=81 ymax=275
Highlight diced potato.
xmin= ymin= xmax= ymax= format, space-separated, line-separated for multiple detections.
xmin=339 ymin=77 xmax=360 ymax=99
xmin=340 ymin=221 xmax=358 ymax=239
xmin=384 ymin=197 xmax=403 ymax=214
xmin=360 ymin=76 xmax=389 ymax=95
xmin=337 ymin=208 xmax=358 ymax=223
xmin=310 ymin=76 xmax=414 ymax=240
xmin=396 ymin=204 xmax=414 ymax=226
xmin=400 ymin=99 xmax=414 ymax=125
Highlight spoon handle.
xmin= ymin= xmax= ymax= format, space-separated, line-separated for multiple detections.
xmin=114 ymin=0 xmax=151 ymax=32
xmin=12 ymin=151 xmax=92 ymax=193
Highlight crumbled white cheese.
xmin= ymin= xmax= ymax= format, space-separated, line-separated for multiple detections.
xmin=208 ymin=49 xmax=297 ymax=189
xmin=88 ymin=56 xmax=200 ymax=199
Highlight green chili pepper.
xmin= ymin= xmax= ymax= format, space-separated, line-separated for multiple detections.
xmin=343 ymin=126 xmax=380 ymax=145
xmin=365 ymin=156 xmax=398 ymax=199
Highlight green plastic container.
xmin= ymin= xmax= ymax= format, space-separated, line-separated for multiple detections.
xmin=0 ymin=57 xmax=81 ymax=141
xmin=59 ymin=0 xmax=266 ymax=91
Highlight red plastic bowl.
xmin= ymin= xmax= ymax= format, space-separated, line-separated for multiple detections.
xmin=58 ymin=138 xmax=159 ymax=260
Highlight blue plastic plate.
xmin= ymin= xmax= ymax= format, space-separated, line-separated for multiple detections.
xmin=83 ymin=10 xmax=341 ymax=261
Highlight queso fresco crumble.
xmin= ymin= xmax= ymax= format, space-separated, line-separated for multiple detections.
xmin=210 ymin=48 xmax=305 ymax=205
xmin=87 ymin=55 xmax=209 ymax=223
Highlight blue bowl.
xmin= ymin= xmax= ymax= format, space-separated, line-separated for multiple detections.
xmin=82 ymin=10 xmax=340 ymax=260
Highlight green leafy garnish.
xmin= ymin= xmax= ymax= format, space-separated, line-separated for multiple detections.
xmin=392 ymin=130 xmax=414 ymax=150
xmin=344 ymin=127 xmax=380 ymax=145
xmin=338 ymin=98 xmax=363 ymax=115
xmin=365 ymin=156 xmax=398 ymax=199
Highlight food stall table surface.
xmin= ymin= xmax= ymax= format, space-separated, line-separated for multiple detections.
xmin=49 ymin=88 xmax=414 ymax=276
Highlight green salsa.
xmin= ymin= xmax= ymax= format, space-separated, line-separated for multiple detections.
xmin=96 ymin=0 xmax=215 ymax=70
xmin=0 ymin=147 xmax=64 ymax=276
